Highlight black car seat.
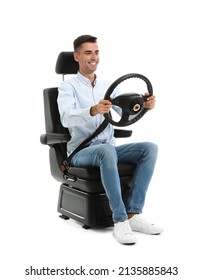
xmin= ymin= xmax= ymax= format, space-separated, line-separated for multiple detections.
xmin=40 ymin=52 xmax=136 ymax=229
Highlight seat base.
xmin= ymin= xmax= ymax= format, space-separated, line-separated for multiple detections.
xmin=57 ymin=183 xmax=130 ymax=228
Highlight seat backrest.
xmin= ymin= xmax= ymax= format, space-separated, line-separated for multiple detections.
xmin=44 ymin=52 xmax=79 ymax=134
xmin=42 ymin=52 xmax=79 ymax=177
xmin=43 ymin=87 xmax=67 ymax=134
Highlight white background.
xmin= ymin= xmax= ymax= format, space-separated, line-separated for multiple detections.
xmin=1 ymin=0 xmax=203 ymax=279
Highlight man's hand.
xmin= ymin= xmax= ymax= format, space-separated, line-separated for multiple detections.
xmin=90 ymin=100 xmax=112 ymax=116
xmin=143 ymin=93 xmax=156 ymax=109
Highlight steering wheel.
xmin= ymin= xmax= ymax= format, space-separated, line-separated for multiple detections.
xmin=103 ymin=73 xmax=153 ymax=127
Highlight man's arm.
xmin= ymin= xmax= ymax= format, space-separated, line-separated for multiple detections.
xmin=57 ymin=82 xmax=94 ymax=128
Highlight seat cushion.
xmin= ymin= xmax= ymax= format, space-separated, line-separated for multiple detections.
xmin=64 ymin=162 xmax=136 ymax=193
xmin=67 ymin=162 xmax=136 ymax=180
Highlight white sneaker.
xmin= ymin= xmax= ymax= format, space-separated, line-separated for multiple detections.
xmin=129 ymin=215 xmax=163 ymax=235
xmin=113 ymin=220 xmax=137 ymax=245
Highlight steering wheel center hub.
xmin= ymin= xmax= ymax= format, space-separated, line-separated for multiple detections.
xmin=133 ymin=103 xmax=141 ymax=112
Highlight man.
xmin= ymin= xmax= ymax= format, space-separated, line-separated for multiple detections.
xmin=57 ymin=35 xmax=163 ymax=245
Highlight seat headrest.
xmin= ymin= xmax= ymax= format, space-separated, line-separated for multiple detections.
xmin=55 ymin=52 xmax=79 ymax=75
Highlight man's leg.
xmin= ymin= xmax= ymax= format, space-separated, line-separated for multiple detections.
xmin=116 ymin=142 xmax=163 ymax=235
xmin=116 ymin=142 xmax=158 ymax=214
xmin=71 ymin=143 xmax=128 ymax=222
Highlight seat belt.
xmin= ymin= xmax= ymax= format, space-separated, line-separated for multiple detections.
xmin=61 ymin=118 xmax=109 ymax=172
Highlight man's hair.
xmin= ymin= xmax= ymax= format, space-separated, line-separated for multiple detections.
xmin=73 ymin=35 xmax=97 ymax=52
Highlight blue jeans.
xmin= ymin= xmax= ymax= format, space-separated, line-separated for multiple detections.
xmin=71 ymin=142 xmax=158 ymax=222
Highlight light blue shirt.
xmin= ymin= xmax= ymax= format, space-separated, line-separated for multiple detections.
xmin=57 ymin=72 xmax=119 ymax=155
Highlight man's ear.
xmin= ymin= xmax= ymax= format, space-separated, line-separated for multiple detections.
xmin=73 ymin=52 xmax=79 ymax=62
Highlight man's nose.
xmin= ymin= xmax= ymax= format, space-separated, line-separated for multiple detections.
xmin=91 ymin=53 xmax=98 ymax=60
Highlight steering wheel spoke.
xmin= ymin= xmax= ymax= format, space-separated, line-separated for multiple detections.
xmin=118 ymin=112 xmax=130 ymax=126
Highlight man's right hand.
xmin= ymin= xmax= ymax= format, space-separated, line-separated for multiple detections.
xmin=90 ymin=99 xmax=112 ymax=116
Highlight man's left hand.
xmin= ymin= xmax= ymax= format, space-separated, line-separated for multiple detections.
xmin=144 ymin=93 xmax=156 ymax=109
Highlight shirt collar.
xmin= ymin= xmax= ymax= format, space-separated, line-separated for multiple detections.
xmin=77 ymin=72 xmax=97 ymax=86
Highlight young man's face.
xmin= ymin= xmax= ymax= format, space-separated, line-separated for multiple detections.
xmin=74 ymin=42 xmax=100 ymax=75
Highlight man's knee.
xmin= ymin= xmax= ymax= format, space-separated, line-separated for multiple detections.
xmin=145 ymin=142 xmax=158 ymax=160
xmin=98 ymin=144 xmax=118 ymax=163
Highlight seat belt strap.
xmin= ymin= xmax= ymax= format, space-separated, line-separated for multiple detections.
xmin=61 ymin=118 xmax=109 ymax=172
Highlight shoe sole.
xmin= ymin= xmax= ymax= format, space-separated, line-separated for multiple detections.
xmin=132 ymin=229 xmax=162 ymax=235
xmin=122 ymin=242 xmax=136 ymax=245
